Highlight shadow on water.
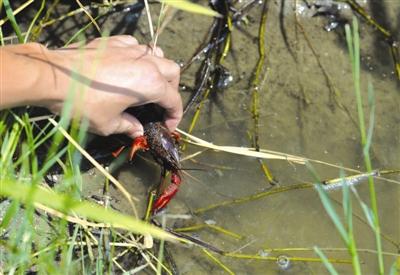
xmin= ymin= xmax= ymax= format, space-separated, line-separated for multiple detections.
xmin=367 ymin=0 xmax=398 ymax=73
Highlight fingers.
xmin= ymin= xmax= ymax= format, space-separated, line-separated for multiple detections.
xmin=155 ymin=82 xmax=183 ymax=131
xmin=95 ymin=35 xmax=139 ymax=47
xmin=104 ymin=37 xmax=164 ymax=58
xmin=110 ymin=35 xmax=139 ymax=46
xmin=79 ymin=36 xmax=182 ymax=136
xmin=148 ymin=43 xmax=164 ymax=57
xmin=113 ymin=112 xmax=144 ymax=138
xmin=88 ymin=37 xmax=175 ymax=83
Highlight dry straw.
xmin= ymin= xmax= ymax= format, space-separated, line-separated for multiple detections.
xmin=177 ymin=128 xmax=307 ymax=164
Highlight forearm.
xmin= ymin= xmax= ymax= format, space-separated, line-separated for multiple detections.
xmin=0 ymin=36 xmax=182 ymax=137
xmin=0 ymin=43 xmax=62 ymax=109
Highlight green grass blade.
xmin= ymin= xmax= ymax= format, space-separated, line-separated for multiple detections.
xmin=160 ymin=0 xmax=221 ymax=17
xmin=65 ymin=225 xmax=80 ymax=269
xmin=0 ymin=200 xmax=20 ymax=230
xmin=24 ymin=0 xmax=45 ymax=43
xmin=341 ymin=171 xmax=350 ymax=227
xmin=157 ymin=215 xmax=167 ymax=275
xmin=360 ymin=202 xmax=375 ymax=229
xmin=389 ymin=259 xmax=399 ymax=275
xmin=2 ymin=0 xmax=23 ymax=43
xmin=315 ymin=184 xmax=348 ymax=243
xmin=0 ymin=26 xmax=4 ymax=45
xmin=314 ymin=247 xmax=339 ymax=275
xmin=347 ymin=17 xmax=383 ymax=274
xmin=364 ymin=81 xmax=375 ymax=155
xmin=345 ymin=24 xmax=354 ymax=67
xmin=0 ymin=179 xmax=175 ymax=241
xmin=352 ymin=19 xmax=365 ymax=142
xmin=96 ymin=231 xmax=104 ymax=275
xmin=351 ymin=187 xmax=375 ymax=228
xmin=64 ymin=15 xmax=101 ymax=47
xmin=1 ymin=123 xmax=22 ymax=171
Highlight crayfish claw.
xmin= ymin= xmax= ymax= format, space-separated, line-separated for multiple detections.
xmin=112 ymin=146 xmax=126 ymax=158
xmin=152 ymin=172 xmax=181 ymax=213
xmin=152 ymin=187 xmax=179 ymax=213
xmin=129 ymin=136 xmax=148 ymax=161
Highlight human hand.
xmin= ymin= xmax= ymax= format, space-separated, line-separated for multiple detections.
xmin=44 ymin=35 xmax=182 ymax=138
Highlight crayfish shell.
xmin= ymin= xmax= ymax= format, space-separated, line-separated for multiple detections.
xmin=143 ymin=122 xmax=180 ymax=171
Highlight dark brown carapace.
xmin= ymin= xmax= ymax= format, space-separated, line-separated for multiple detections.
xmin=144 ymin=122 xmax=180 ymax=172
xmin=112 ymin=121 xmax=182 ymax=213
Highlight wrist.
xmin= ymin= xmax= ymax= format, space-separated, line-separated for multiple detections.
xmin=31 ymin=44 xmax=69 ymax=108
xmin=1 ymin=43 xmax=66 ymax=109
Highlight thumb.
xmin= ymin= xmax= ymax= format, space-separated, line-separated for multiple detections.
xmin=113 ymin=112 xmax=144 ymax=138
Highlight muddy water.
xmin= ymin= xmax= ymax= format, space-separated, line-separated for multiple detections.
xmin=35 ymin=0 xmax=400 ymax=273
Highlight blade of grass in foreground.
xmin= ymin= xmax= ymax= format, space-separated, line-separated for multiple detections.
xmin=0 ymin=179 xmax=175 ymax=242
xmin=315 ymin=183 xmax=361 ymax=275
xmin=160 ymin=0 xmax=221 ymax=17
xmin=313 ymin=247 xmax=339 ymax=275
xmin=24 ymin=0 xmax=45 ymax=43
xmin=345 ymin=18 xmax=384 ymax=274
xmin=307 ymin=162 xmax=361 ymax=274
xmin=2 ymin=0 xmax=23 ymax=42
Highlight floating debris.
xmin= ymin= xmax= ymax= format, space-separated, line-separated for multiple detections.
xmin=276 ymin=255 xmax=291 ymax=270
xmin=320 ymin=170 xmax=380 ymax=191
xmin=258 ymin=249 xmax=270 ymax=257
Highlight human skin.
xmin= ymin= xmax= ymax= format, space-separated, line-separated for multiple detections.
xmin=0 ymin=35 xmax=182 ymax=138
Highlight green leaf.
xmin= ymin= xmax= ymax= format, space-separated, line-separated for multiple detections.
xmin=364 ymin=81 xmax=375 ymax=156
xmin=360 ymin=202 xmax=375 ymax=229
xmin=160 ymin=0 xmax=221 ymax=17
xmin=0 ymin=200 xmax=20 ymax=230
xmin=0 ymin=179 xmax=176 ymax=241
xmin=314 ymin=247 xmax=339 ymax=275
xmin=65 ymin=225 xmax=80 ymax=269
xmin=389 ymin=258 xmax=399 ymax=275
xmin=2 ymin=0 xmax=23 ymax=43
xmin=315 ymin=184 xmax=349 ymax=244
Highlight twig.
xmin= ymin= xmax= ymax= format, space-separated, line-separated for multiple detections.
xmin=203 ymin=249 xmax=235 ymax=275
xmin=224 ymin=252 xmax=351 ymax=264
xmin=195 ymin=183 xmax=313 ymax=213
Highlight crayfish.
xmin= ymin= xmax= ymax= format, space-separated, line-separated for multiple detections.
xmin=112 ymin=121 xmax=181 ymax=214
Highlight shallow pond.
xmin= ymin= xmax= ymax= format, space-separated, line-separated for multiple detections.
xmin=11 ymin=0 xmax=400 ymax=273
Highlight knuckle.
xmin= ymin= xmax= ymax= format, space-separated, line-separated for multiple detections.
xmin=144 ymin=62 xmax=163 ymax=82
xmin=130 ymin=37 xmax=139 ymax=44
xmin=140 ymin=61 xmax=167 ymax=94
xmin=137 ymin=45 xmax=151 ymax=53
xmin=117 ymin=35 xmax=139 ymax=45
xmin=169 ymin=61 xmax=181 ymax=77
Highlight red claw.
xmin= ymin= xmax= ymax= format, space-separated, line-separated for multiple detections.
xmin=112 ymin=136 xmax=149 ymax=160
xmin=152 ymin=172 xmax=181 ymax=213
xmin=129 ymin=136 xmax=148 ymax=160
xmin=112 ymin=146 xmax=126 ymax=158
